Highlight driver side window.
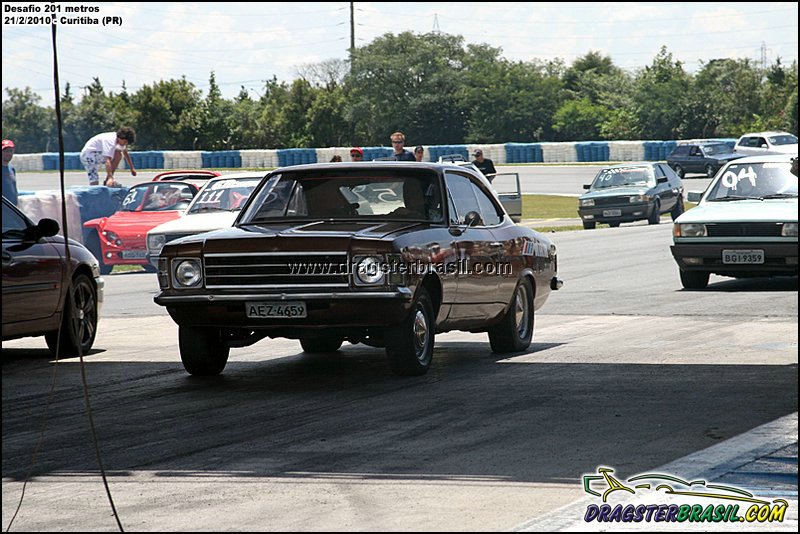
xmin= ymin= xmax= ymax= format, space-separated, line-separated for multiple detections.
xmin=2 ymin=202 xmax=29 ymax=240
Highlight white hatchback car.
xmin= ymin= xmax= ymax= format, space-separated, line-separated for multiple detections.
xmin=733 ymin=131 xmax=798 ymax=156
xmin=670 ymin=154 xmax=798 ymax=289
xmin=146 ymin=172 xmax=266 ymax=268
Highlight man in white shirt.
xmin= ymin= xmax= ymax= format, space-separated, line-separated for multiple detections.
xmin=80 ymin=127 xmax=138 ymax=186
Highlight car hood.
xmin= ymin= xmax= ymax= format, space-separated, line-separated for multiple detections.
xmin=149 ymin=211 xmax=238 ymax=235
xmin=89 ymin=210 xmax=183 ymax=235
xmin=580 ymin=187 xmax=650 ymax=200
xmin=171 ymin=220 xmax=429 ymax=247
xmin=676 ymin=198 xmax=798 ymax=224
xmin=706 ymin=153 xmax=745 ymax=162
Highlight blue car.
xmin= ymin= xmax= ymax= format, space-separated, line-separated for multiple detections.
xmin=666 ymin=142 xmax=744 ymax=179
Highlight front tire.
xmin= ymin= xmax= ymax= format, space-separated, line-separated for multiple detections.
xmin=45 ymin=274 xmax=98 ymax=357
xmin=671 ymin=196 xmax=685 ymax=221
xmin=488 ymin=277 xmax=534 ymax=353
xmin=385 ymin=287 xmax=435 ymax=376
xmin=583 ymin=221 xmax=596 ymax=230
xmin=680 ymin=270 xmax=710 ymax=290
xmin=179 ymin=326 xmax=230 ymax=376
xmin=648 ymin=201 xmax=661 ymax=225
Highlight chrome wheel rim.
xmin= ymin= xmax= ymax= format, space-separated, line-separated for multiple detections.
xmin=71 ymin=282 xmax=96 ymax=349
xmin=515 ymin=284 xmax=530 ymax=339
xmin=413 ymin=308 xmax=429 ymax=362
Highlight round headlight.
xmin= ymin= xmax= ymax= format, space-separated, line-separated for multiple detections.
xmin=782 ymin=223 xmax=798 ymax=237
xmin=356 ymin=256 xmax=385 ymax=285
xmin=580 ymin=199 xmax=595 ymax=207
xmin=174 ymin=259 xmax=203 ymax=287
xmin=679 ymin=223 xmax=707 ymax=237
xmin=148 ymin=234 xmax=166 ymax=253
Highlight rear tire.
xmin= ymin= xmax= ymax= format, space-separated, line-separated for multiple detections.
xmin=179 ymin=326 xmax=230 ymax=376
xmin=385 ymin=287 xmax=435 ymax=376
xmin=673 ymin=164 xmax=685 ymax=179
xmin=300 ymin=336 xmax=344 ymax=353
xmin=45 ymin=274 xmax=98 ymax=357
xmin=705 ymin=164 xmax=716 ymax=178
xmin=680 ymin=270 xmax=709 ymax=290
xmin=488 ymin=277 xmax=534 ymax=353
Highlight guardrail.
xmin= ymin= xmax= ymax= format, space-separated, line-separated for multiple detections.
xmin=11 ymin=139 xmax=737 ymax=171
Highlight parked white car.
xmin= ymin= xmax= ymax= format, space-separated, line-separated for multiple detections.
xmin=670 ymin=154 xmax=798 ymax=289
xmin=733 ymin=131 xmax=798 ymax=156
xmin=146 ymin=172 xmax=266 ymax=268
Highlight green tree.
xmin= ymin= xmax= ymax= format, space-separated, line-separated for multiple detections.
xmin=552 ymin=98 xmax=607 ymax=141
xmin=1 ymin=87 xmax=53 ymax=152
xmin=633 ymin=47 xmax=690 ymax=139
xmin=130 ymin=77 xmax=202 ymax=149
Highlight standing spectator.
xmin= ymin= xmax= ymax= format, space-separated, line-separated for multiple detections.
xmin=471 ymin=149 xmax=497 ymax=182
xmin=390 ymin=132 xmax=416 ymax=161
xmin=350 ymin=147 xmax=364 ymax=161
xmin=80 ymin=127 xmax=137 ymax=186
xmin=2 ymin=139 xmax=18 ymax=205
xmin=414 ymin=146 xmax=425 ymax=162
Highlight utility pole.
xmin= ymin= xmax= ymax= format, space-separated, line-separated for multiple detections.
xmin=760 ymin=41 xmax=767 ymax=71
xmin=433 ymin=13 xmax=440 ymax=34
xmin=350 ymin=2 xmax=355 ymax=74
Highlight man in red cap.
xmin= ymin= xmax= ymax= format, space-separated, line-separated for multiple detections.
xmin=350 ymin=147 xmax=364 ymax=162
xmin=2 ymin=139 xmax=17 ymax=205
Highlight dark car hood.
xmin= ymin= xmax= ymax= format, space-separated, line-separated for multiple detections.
xmin=580 ymin=187 xmax=650 ymax=200
xmin=172 ymin=220 xmax=429 ymax=247
xmin=706 ymin=153 xmax=745 ymax=162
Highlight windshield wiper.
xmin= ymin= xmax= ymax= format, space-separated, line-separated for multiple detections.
xmin=707 ymin=195 xmax=755 ymax=202
xmin=758 ymin=193 xmax=798 ymax=200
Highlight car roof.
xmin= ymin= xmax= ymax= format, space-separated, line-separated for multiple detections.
xmin=271 ymin=162 xmax=471 ymax=173
xmin=210 ymin=171 xmax=269 ymax=181
xmin=721 ymin=154 xmax=796 ymax=164
xmin=601 ymin=162 xmax=657 ymax=169
xmin=738 ymin=131 xmax=795 ymax=137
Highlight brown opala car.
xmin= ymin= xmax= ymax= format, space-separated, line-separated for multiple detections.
xmin=154 ymin=162 xmax=562 ymax=376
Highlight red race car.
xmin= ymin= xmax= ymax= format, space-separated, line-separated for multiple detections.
xmin=152 ymin=169 xmax=221 ymax=188
xmin=83 ymin=181 xmax=200 ymax=274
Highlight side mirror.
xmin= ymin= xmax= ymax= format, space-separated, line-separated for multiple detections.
xmin=464 ymin=211 xmax=483 ymax=227
xmin=583 ymin=184 xmax=591 ymax=190
xmin=33 ymin=218 xmax=60 ymax=240
xmin=656 ymin=176 xmax=669 ymax=184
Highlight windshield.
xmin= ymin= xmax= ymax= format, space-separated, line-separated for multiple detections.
xmin=120 ymin=183 xmax=196 ymax=212
xmin=240 ymin=169 xmax=444 ymax=223
xmin=705 ymin=162 xmax=798 ymax=201
xmin=187 ymin=177 xmax=261 ymax=214
xmin=767 ymin=134 xmax=798 ymax=146
xmin=590 ymin=166 xmax=655 ymax=189
xmin=701 ymin=143 xmax=733 ymax=156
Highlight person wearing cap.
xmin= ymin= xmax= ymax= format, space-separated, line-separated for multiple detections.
xmin=350 ymin=147 xmax=364 ymax=161
xmin=389 ymin=132 xmax=416 ymax=161
xmin=471 ymin=149 xmax=497 ymax=182
xmin=80 ymin=126 xmax=138 ymax=186
xmin=414 ymin=146 xmax=425 ymax=162
xmin=3 ymin=139 xmax=17 ymax=206
xmin=2 ymin=139 xmax=18 ymax=205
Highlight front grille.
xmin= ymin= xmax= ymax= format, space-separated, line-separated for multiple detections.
xmin=204 ymin=252 xmax=349 ymax=289
xmin=705 ymin=223 xmax=783 ymax=237
xmin=591 ymin=196 xmax=628 ymax=207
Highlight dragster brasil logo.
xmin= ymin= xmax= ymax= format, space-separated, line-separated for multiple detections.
xmin=582 ymin=467 xmax=788 ymax=524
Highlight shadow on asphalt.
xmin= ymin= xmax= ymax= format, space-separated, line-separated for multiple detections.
xmin=3 ymin=339 xmax=797 ymax=485
xmin=680 ymin=275 xmax=798 ymax=292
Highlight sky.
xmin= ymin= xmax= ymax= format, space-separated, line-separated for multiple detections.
xmin=2 ymin=1 xmax=798 ymax=106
